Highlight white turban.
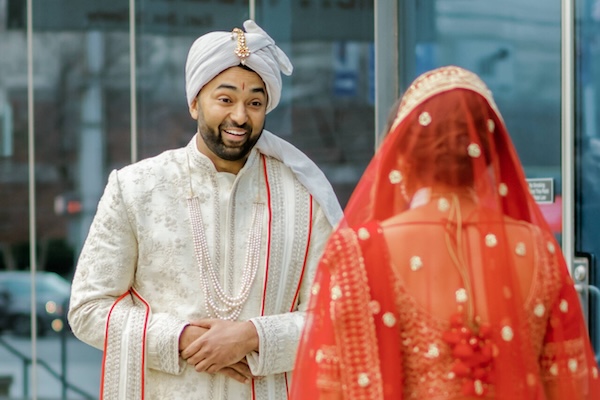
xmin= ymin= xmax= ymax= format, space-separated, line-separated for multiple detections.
xmin=185 ymin=20 xmax=293 ymax=113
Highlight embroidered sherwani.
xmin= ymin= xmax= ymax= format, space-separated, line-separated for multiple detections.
xmin=68 ymin=136 xmax=335 ymax=400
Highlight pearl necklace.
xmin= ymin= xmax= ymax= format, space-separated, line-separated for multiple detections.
xmin=187 ymin=159 xmax=265 ymax=321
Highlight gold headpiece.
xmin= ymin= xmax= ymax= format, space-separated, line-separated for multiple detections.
xmin=231 ymin=27 xmax=250 ymax=64
xmin=390 ymin=66 xmax=502 ymax=132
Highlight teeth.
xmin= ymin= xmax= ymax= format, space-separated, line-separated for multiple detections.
xmin=225 ymin=129 xmax=245 ymax=136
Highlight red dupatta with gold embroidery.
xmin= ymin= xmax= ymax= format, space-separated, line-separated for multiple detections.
xmin=292 ymin=66 xmax=600 ymax=399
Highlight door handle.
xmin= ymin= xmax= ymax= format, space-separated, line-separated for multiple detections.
xmin=575 ymin=283 xmax=600 ymax=363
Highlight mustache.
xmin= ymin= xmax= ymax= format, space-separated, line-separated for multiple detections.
xmin=220 ymin=121 xmax=252 ymax=131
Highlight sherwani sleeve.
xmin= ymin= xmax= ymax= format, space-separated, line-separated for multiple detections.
xmin=68 ymin=170 xmax=189 ymax=376
xmin=247 ymin=204 xmax=333 ymax=376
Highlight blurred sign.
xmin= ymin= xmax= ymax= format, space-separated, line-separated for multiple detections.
xmin=26 ymin=0 xmax=249 ymax=35
xmin=13 ymin=0 xmax=373 ymax=40
xmin=20 ymin=0 xmax=373 ymax=40
xmin=332 ymin=42 xmax=360 ymax=98
xmin=526 ymin=177 xmax=554 ymax=204
xmin=54 ymin=194 xmax=82 ymax=215
xmin=291 ymin=1 xmax=373 ymax=41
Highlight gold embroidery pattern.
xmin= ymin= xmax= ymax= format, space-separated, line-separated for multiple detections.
xmin=391 ymin=66 xmax=503 ymax=132
xmin=327 ymin=227 xmax=384 ymax=399
xmin=315 ymin=345 xmax=343 ymax=392
xmin=527 ymin=227 xmax=563 ymax=358
xmin=389 ymin=170 xmax=402 ymax=184
xmin=467 ymin=143 xmax=482 ymax=158
xmin=540 ymin=338 xmax=588 ymax=382
xmin=389 ymin=222 xmax=564 ymax=398
xmin=419 ymin=111 xmax=432 ymax=126
xmin=498 ymin=183 xmax=508 ymax=197
xmin=315 ymin=220 xmax=574 ymax=398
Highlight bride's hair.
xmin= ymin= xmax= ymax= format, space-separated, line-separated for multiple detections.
xmin=397 ymin=89 xmax=494 ymax=189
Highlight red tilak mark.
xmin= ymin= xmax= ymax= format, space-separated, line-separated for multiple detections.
xmin=242 ymin=82 xmax=245 ymax=90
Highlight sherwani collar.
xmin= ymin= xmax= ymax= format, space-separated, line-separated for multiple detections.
xmin=185 ymin=130 xmax=343 ymax=227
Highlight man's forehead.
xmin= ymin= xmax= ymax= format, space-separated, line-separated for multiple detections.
xmin=210 ymin=66 xmax=266 ymax=88
xmin=195 ymin=66 xmax=268 ymax=101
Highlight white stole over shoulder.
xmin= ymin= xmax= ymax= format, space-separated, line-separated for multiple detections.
xmin=256 ymin=130 xmax=342 ymax=227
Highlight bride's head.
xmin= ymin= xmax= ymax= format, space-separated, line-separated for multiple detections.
xmin=393 ymin=89 xmax=495 ymax=200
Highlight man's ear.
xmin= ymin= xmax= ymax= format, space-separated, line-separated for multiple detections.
xmin=189 ymin=98 xmax=199 ymax=119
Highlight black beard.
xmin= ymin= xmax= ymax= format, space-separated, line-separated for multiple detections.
xmin=198 ymin=121 xmax=263 ymax=162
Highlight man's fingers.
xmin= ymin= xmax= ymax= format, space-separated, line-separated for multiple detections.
xmin=181 ymin=346 xmax=214 ymax=365
xmin=189 ymin=318 xmax=217 ymax=328
xmin=218 ymin=367 xmax=251 ymax=384
xmin=190 ymin=359 xmax=258 ymax=384
xmin=205 ymin=363 xmax=221 ymax=374
xmin=185 ymin=352 xmax=202 ymax=366
xmin=228 ymin=361 xmax=251 ymax=377
xmin=180 ymin=341 xmax=201 ymax=360
xmin=180 ymin=337 xmax=202 ymax=360
xmin=179 ymin=325 xmax=209 ymax=358
xmin=194 ymin=359 xmax=214 ymax=373
xmin=195 ymin=360 xmax=229 ymax=375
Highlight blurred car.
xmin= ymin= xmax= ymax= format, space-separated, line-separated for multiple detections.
xmin=0 ymin=271 xmax=71 ymax=337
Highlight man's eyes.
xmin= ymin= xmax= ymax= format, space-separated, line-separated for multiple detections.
xmin=216 ymin=97 xmax=264 ymax=107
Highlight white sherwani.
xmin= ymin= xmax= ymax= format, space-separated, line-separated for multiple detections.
xmin=68 ymin=135 xmax=336 ymax=399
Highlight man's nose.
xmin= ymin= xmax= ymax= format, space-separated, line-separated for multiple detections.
xmin=230 ymin=103 xmax=248 ymax=125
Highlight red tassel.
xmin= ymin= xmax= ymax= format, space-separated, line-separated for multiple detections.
xmin=452 ymin=361 xmax=472 ymax=378
xmin=453 ymin=343 xmax=474 ymax=359
xmin=442 ymin=330 xmax=461 ymax=345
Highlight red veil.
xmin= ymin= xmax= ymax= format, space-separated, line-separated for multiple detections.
xmin=291 ymin=66 xmax=600 ymax=399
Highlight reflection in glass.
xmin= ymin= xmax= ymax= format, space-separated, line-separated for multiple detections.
xmin=575 ymin=0 xmax=600 ymax=352
xmin=257 ymin=2 xmax=375 ymax=207
xmin=136 ymin=1 xmax=250 ymax=160
xmin=404 ymin=0 xmax=562 ymax=239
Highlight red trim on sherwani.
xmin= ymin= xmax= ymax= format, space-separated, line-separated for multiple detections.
xmin=289 ymin=195 xmax=313 ymax=312
xmin=260 ymin=154 xmax=273 ymax=317
xmin=100 ymin=289 xmax=150 ymax=400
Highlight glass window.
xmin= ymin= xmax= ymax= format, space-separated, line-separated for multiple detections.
xmin=576 ymin=0 xmax=600 ymax=259
xmin=136 ymin=1 xmax=250 ymax=159
xmin=1 ymin=3 xmax=30 ymax=272
xmin=402 ymin=0 xmax=562 ymax=239
xmin=1 ymin=0 xmax=377 ymax=384
xmin=256 ymin=1 xmax=375 ymax=207
xmin=1 ymin=0 xmax=129 ymax=393
xmin=575 ymin=0 xmax=600 ymax=353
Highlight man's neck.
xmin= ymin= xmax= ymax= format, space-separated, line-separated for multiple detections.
xmin=212 ymin=158 xmax=246 ymax=175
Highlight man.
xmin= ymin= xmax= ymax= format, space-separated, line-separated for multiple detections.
xmin=68 ymin=20 xmax=342 ymax=400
